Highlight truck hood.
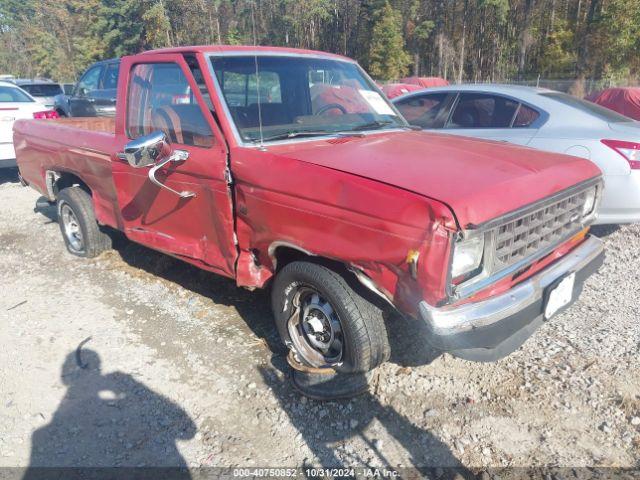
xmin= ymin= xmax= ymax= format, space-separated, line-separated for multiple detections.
xmin=266 ymin=130 xmax=601 ymax=228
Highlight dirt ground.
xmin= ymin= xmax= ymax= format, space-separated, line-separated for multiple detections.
xmin=0 ymin=167 xmax=639 ymax=471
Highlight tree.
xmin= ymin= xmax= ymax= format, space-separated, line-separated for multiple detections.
xmin=0 ymin=0 xmax=638 ymax=86
xmin=142 ymin=1 xmax=172 ymax=48
xmin=367 ymin=1 xmax=411 ymax=80
xmin=537 ymin=20 xmax=576 ymax=78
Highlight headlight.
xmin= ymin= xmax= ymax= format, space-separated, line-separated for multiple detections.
xmin=451 ymin=234 xmax=484 ymax=279
xmin=582 ymin=187 xmax=597 ymax=217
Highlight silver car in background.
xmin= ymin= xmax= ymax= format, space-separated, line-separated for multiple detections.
xmin=12 ymin=79 xmax=63 ymax=110
xmin=392 ymin=84 xmax=640 ymax=224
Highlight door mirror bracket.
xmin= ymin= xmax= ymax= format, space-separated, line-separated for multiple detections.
xmin=118 ymin=131 xmax=195 ymax=198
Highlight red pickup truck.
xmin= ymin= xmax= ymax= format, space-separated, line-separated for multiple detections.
xmin=15 ymin=46 xmax=604 ymax=378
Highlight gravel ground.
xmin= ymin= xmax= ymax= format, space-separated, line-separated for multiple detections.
xmin=0 ymin=167 xmax=639 ymax=471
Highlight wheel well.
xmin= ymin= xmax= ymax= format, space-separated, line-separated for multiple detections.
xmin=271 ymin=245 xmax=349 ymax=274
xmin=50 ymin=171 xmax=91 ymax=199
xmin=270 ymin=245 xmax=392 ymax=309
xmin=271 ymin=245 xmax=312 ymax=271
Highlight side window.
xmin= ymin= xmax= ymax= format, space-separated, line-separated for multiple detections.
xmin=218 ymin=69 xmax=284 ymax=128
xmin=127 ymin=62 xmax=215 ymax=148
xmin=250 ymin=71 xmax=281 ymax=104
xmin=512 ymin=104 xmax=540 ymax=128
xmin=220 ymin=70 xmax=282 ymax=107
xmin=102 ymin=63 xmax=120 ymax=90
xmin=76 ymin=66 xmax=102 ymax=96
xmin=449 ymin=93 xmax=518 ymax=128
xmin=395 ymin=93 xmax=449 ymax=128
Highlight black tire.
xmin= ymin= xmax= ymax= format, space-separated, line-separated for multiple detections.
xmin=57 ymin=186 xmax=111 ymax=258
xmin=271 ymin=261 xmax=390 ymax=373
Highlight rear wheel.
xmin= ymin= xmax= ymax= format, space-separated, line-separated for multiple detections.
xmin=57 ymin=186 xmax=111 ymax=258
xmin=271 ymin=261 xmax=390 ymax=373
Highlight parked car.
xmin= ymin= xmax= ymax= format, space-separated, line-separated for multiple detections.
xmin=380 ymin=83 xmax=424 ymax=99
xmin=0 ymin=81 xmax=58 ymax=168
xmin=399 ymin=76 xmax=449 ymax=88
xmin=393 ymin=84 xmax=640 ymax=224
xmin=588 ymin=87 xmax=640 ymax=121
xmin=14 ymin=46 xmax=604 ymax=389
xmin=13 ymin=79 xmax=63 ymax=110
xmin=61 ymin=83 xmax=75 ymax=95
xmin=55 ymin=59 xmax=120 ymax=117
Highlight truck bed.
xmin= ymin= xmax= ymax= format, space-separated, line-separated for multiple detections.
xmin=51 ymin=117 xmax=116 ymax=134
xmin=14 ymin=116 xmax=122 ymax=229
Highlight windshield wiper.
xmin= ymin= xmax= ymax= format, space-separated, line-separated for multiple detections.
xmin=251 ymin=122 xmax=421 ymax=143
xmin=347 ymin=120 xmax=422 ymax=132
xmin=349 ymin=120 xmax=395 ymax=131
xmin=252 ymin=130 xmax=360 ymax=143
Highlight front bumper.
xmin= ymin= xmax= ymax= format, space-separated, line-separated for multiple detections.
xmin=596 ymin=172 xmax=640 ymax=225
xmin=419 ymin=236 xmax=604 ymax=362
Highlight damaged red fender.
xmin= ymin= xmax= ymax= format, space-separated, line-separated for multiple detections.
xmin=230 ymin=143 xmax=458 ymax=314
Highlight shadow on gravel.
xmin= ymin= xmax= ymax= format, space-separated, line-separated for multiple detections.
xmin=385 ymin=310 xmax=442 ymax=367
xmin=0 ymin=167 xmax=20 ymax=185
xmin=114 ymin=240 xmax=285 ymax=354
xmin=109 ymin=238 xmax=443 ymax=367
xmin=22 ymin=348 xmax=195 ymax=478
xmin=590 ymin=224 xmax=620 ymax=238
xmin=33 ymin=196 xmax=57 ymax=224
xmin=258 ymin=358 xmax=470 ymax=476
xmin=33 ymin=193 xmax=443 ymax=367
xmin=110 ymin=238 xmax=443 ymax=367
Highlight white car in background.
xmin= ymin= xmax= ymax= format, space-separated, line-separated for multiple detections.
xmin=0 ymin=81 xmax=58 ymax=168
xmin=392 ymin=84 xmax=640 ymax=224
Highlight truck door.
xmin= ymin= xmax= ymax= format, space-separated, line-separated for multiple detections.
xmin=111 ymin=54 xmax=237 ymax=277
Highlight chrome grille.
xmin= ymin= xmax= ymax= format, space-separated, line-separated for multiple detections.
xmin=491 ymin=189 xmax=589 ymax=270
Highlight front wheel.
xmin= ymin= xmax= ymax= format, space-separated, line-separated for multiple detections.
xmin=271 ymin=261 xmax=390 ymax=373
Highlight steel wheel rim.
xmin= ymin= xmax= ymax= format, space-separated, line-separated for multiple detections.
xmin=60 ymin=203 xmax=84 ymax=252
xmin=287 ymin=286 xmax=344 ymax=368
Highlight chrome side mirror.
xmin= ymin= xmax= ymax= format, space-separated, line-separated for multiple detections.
xmin=121 ymin=131 xmax=171 ymax=168
xmin=118 ymin=130 xmax=194 ymax=198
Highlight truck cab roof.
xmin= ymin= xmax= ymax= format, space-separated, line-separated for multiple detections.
xmin=141 ymin=45 xmax=354 ymax=62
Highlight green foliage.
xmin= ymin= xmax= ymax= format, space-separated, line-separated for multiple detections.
xmin=414 ymin=20 xmax=435 ymax=41
xmin=0 ymin=0 xmax=637 ymax=83
xmin=596 ymin=0 xmax=640 ymax=79
xmin=142 ymin=2 xmax=171 ymax=49
xmin=537 ymin=20 xmax=576 ymax=77
xmin=367 ymin=2 xmax=411 ymax=80
xmin=94 ymin=0 xmax=146 ymax=58
xmin=480 ymin=0 xmax=509 ymax=24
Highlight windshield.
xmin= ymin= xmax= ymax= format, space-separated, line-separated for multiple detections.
xmin=0 ymin=86 xmax=33 ymax=102
xmin=209 ymin=55 xmax=406 ymax=142
xmin=541 ymin=92 xmax=634 ymax=123
xmin=20 ymin=83 xmax=63 ymax=97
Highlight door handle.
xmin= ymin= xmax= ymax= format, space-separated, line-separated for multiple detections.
xmin=148 ymin=150 xmax=196 ymax=198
